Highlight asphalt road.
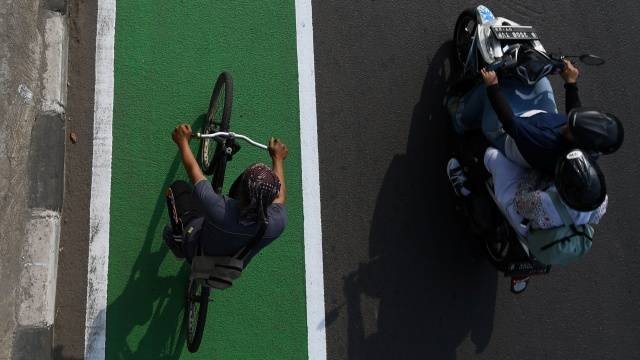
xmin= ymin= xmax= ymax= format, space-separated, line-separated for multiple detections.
xmin=312 ymin=1 xmax=640 ymax=359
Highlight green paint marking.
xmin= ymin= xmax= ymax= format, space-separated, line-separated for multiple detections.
xmin=107 ymin=1 xmax=307 ymax=358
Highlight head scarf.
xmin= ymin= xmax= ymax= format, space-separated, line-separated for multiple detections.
xmin=239 ymin=163 xmax=280 ymax=225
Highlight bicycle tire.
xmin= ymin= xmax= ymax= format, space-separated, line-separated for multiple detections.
xmin=185 ymin=280 xmax=210 ymax=353
xmin=200 ymin=72 xmax=233 ymax=176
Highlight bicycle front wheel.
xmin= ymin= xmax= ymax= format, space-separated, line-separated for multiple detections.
xmin=185 ymin=280 xmax=210 ymax=353
xmin=200 ymin=72 xmax=233 ymax=177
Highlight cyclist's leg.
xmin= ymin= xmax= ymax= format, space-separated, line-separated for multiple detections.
xmin=169 ymin=180 xmax=203 ymax=224
xmin=165 ymin=180 xmax=203 ymax=259
xmin=453 ymin=82 xmax=487 ymax=134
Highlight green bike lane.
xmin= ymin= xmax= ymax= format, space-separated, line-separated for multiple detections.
xmin=104 ymin=1 xmax=311 ymax=358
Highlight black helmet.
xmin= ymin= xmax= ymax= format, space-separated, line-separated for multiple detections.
xmin=568 ymin=108 xmax=624 ymax=154
xmin=555 ymin=149 xmax=606 ymax=212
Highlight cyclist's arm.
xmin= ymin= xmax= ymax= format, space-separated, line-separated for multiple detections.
xmin=272 ymin=158 xmax=286 ymax=204
xmin=173 ymin=124 xmax=206 ymax=184
xmin=269 ymin=137 xmax=288 ymax=204
xmin=178 ymin=141 xmax=206 ymax=184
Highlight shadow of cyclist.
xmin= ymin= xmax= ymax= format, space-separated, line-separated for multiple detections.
xmin=342 ymin=41 xmax=498 ymax=359
xmin=104 ymin=154 xmax=189 ymax=359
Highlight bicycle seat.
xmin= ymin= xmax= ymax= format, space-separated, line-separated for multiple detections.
xmin=191 ymin=255 xmax=244 ymax=290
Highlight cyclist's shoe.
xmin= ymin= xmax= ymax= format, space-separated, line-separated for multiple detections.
xmin=163 ymin=224 xmax=185 ymax=259
xmin=447 ymin=158 xmax=471 ymax=197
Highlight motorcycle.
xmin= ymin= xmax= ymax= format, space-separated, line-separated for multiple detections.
xmin=448 ymin=5 xmax=604 ymax=293
xmin=454 ymin=5 xmax=604 ymax=86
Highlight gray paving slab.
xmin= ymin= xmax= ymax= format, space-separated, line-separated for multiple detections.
xmin=0 ymin=1 xmax=67 ymax=359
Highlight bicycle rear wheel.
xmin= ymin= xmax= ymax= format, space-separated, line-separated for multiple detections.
xmin=185 ymin=280 xmax=210 ymax=353
xmin=200 ymin=72 xmax=233 ymax=181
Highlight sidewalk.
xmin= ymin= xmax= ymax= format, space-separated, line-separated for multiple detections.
xmin=0 ymin=0 xmax=68 ymax=359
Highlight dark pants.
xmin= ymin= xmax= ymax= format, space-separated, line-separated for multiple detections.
xmin=165 ymin=177 xmax=244 ymax=259
xmin=168 ymin=180 xmax=203 ymax=225
xmin=170 ymin=174 xmax=242 ymax=224
xmin=164 ymin=180 xmax=203 ymax=258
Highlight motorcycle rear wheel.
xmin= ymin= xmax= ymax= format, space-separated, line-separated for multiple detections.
xmin=483 ymin=222 xmax=513 ymax=272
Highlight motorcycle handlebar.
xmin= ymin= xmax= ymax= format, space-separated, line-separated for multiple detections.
xmin=486 ymin=56 xmax=565 ymax=73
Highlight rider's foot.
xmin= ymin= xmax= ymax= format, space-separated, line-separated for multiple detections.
xmin=447 ymin=158 xmax=471 ymax=197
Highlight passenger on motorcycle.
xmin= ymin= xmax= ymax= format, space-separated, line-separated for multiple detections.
xmin=450 ymin=60 xmax=623 ymax=176
xmin=164 ymin=124 xmax=288 ymax=265
xmin=483 ymin=147 xmax=607 ymax=238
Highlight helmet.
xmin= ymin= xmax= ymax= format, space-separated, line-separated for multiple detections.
xmin=568 ymin=108 xmax=624 ymax=154
xmin=555 ymin=149 xmax=606 ymax=212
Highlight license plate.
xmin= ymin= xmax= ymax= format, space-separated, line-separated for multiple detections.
xmin=491 ymin=26 xmax=539 ymax=40
xmin=505 ymin=261 xmax=551 ymax=276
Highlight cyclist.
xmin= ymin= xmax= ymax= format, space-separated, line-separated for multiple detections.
xmin=164 ymin=123 xmax=288 ymax=265
xmin=449 ymin=60 xmax=624 ymax=176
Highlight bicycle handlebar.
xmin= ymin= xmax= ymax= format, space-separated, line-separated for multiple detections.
xmin=191 ymin=131 xmax=268 ymax=150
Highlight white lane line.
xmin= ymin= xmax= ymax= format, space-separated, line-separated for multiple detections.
xmin=294 ymin=1 xmax=327 ymax=360
xmin=85 ymin=0 xmax=116 ymax=358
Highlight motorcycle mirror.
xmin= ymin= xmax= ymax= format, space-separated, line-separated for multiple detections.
xmin=564 ymin=54 xmax=604 ymax=66
xmin=578 ymin=54 xmax=605 ymax=66
xmin=562 ymin=54 xmax=605 ymax=66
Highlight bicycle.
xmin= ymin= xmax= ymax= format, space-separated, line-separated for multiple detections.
xmin=165 ymin=72 xmax=270 ymax=353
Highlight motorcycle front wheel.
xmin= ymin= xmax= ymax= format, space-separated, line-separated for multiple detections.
xmin=453 ymin=8 xmax=478 ymax=72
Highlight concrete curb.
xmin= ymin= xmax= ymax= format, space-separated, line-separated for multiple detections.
xmin=13 ymin=2 xmax=69 ymax=359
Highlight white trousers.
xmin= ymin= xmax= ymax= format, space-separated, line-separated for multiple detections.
xmin=483 ymin=147 xmax=529 ymax=237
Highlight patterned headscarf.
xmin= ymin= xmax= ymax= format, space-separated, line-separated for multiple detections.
xmin=239 ymin=163 xmax=281 ymax=225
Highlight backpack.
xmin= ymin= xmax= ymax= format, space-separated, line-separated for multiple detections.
xmin=527 ymin=191 xmax=594 ymax=266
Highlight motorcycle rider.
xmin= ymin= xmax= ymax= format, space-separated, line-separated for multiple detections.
xmin=164 ymin=123 xmax=288 ymax=265
xmin=483 ymin=147 xmax=607 ymax=238
xmin=449 ymin=60 xmax=624 ymax=176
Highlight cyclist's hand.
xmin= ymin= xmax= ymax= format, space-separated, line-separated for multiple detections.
xmin=561 ymin=59 xmax=579 ymax=84
xmin=172 ymin=124 xmax=192 ymax=146
xmin=268 ymin=137 xmax=288 ymax=161
xmin=481 ymin=68 xmax=498 ymax=86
